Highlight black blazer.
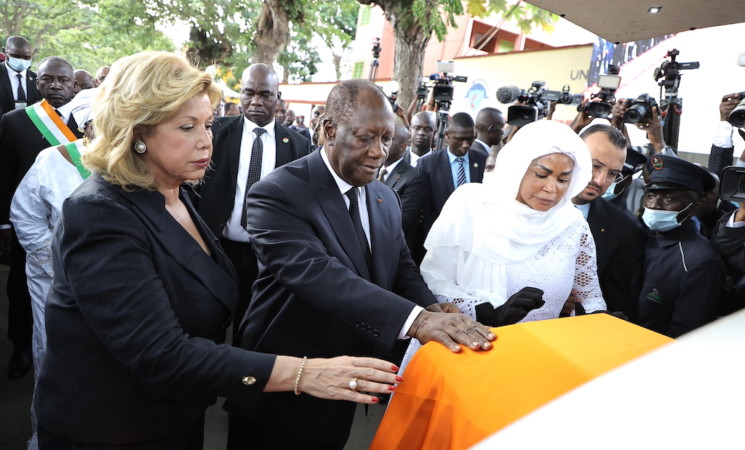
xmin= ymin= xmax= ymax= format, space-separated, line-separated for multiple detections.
xmin=587 ymin=197 xmax=646 ymax=321
xmin=383 ymin=159 xmax=427 ymax=262
xmin=0 ymin=62 xmax=40 ymax=116
xmin=196 ymin=115 xmax=311 ymax=237
xmin=470 ymin=140 xmax=490 ymax=158
xmin=708 ymin=143 xmax=733 ymax=179
xmin=0 ymin=106 xmax=83 ymax=223
xmin=231 ymin=150 xmax=436 ymax=443
xmin=34 ymin=176 xmax=276 ymax=444
xmin=417 ymin=148 xmax=486 ymax=233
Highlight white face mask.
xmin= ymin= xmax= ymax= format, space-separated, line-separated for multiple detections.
xmin=6 ymin=56 xmax=32 ymax=73
xmin=641 ymin=204 xmax=692 ymax=232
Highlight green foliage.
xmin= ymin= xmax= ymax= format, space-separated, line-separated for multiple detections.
xmin=2 ymin=0 xmax=174 ymax=73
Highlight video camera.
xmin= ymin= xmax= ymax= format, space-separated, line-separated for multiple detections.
xmin=578 ymin=71 xmax=621 ymax=119
xmin=720 ymin=166 xmax=745 ymax=203
xmin=622 ymin=93 xmax=658 ymax=124
xmin=726 ymin=92 xmax=745 ymax=128
xmin=653 ymin=49 xmax=699 ymax=95
xmin=499 ymin=81 xmax=580 ymax=126
xmin=430 ymin=60 xmax=467 ymax=110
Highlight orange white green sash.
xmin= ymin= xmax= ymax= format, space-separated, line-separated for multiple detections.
xmin=25 ymin=99 xmax=77 ymax=146
xmin=63 ymin=140 xmax=90 ymax=179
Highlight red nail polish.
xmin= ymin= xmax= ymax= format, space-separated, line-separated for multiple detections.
xmin=395 ymin=376 xmax=404 ymax=383
xmin=388 ymin=385 xmax=396 ymax=391
xmin=371 ymin=396 xmax=380 ymax=403
xmin=391 ymin=365 xmax=400 ymax=372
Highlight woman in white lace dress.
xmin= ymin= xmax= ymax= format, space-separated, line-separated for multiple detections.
xmin=419 ymin=119 xmax=606 ymax=327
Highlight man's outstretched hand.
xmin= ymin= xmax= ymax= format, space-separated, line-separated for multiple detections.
xmin=408 ymin=309 xmax=496 ymax=353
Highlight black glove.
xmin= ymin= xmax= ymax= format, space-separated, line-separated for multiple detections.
xmin=474 ymin=287 xmax=545 ymax=327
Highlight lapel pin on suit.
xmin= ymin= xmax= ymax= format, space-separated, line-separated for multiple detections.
xmin=473 ymin=162 xmax=479 ymax=168
xmin=377 ymin=198 xmax=383 ymax=204
xmin=282 ymin=137 xmax=289 ymax=143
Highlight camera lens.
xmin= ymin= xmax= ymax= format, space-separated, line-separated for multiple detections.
xmin=624 ymin=105 xmax=648 ymax=124
xmin=587 ymin=102 xmax=612 ymax=119
xmin=728 ymin=98 xmax=745 ymax=128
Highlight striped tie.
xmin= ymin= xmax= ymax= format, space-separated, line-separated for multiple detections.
xmin=456 ymin=157 xmax=466 ymax=187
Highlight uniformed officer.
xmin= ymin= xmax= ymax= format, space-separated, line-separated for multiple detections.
xmin=637 ymin=155 xmax=725 ymax=338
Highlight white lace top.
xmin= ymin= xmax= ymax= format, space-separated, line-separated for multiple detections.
xmin=421 ymin=218 xmax=606 ymax=322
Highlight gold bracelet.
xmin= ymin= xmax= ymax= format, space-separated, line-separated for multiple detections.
xmin=294 ymin=356 xmax=308 ymax=395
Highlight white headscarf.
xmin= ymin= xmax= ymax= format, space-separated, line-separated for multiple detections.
xmin=422 ymin=120 xmax=592 ymax=301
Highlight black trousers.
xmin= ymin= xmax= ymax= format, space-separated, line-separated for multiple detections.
xmin=38 ymin=417 xmax=204 ymax=450
xmin=6 ymin=231 xmax=32 ymax=350
xmin=227 ymin=413 xmax=349 ymax=450
xmin=220 ymin=238 xmax=259 ymax=340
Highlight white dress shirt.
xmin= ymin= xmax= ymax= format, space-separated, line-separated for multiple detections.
xmin=222 ymin=118 xmax=277 ymax=242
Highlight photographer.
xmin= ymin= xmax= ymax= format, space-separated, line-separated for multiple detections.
xmin=611 ymin=99 xmax=676 ymax=157
xmin=708 ymin=93 xmax=745 ymax=177
xmin=711 ymin=201 xmax=745 ymax=315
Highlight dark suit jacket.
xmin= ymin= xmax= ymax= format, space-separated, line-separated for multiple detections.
xmin=0 ymin=106 xmax=83 ymax=223
xmin=196 ymin=115 xmax=311 ymax=237
xmin=232 ymin=150 xmax=436 ymax=443
xmin=708 ymin=143 xmax=734 ymax=178
xmin=383 ymin=160 xmax=426 ymax=261
xmin=470 ymin=140 xmax=490 ymax=158
xmin=0 ymin=62 xmax=40 ymax=116
xmin=34 ymin=176 xmax=275 ymax=444
xmin=587 ymin=197 xmax=646 ymax=321
xmin=417 ymin=148 xmax=487 ymax=234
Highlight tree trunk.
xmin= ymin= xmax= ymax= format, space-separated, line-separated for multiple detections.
xmin=252 ymin=0 xmax=291 ymax=65
xmin=390 ymin=11 xmax=432 ymax=112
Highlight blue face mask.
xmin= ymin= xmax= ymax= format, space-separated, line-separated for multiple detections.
xmin=641 ymin=204 xmax=692 ymax=232
xmin=602 ymin=181 xmax=623 ymax=201
xmin=6 ymin=56 xmax=32 ymax=73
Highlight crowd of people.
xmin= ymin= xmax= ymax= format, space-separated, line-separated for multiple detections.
xmin=1 ymin=33 xmax=744 ymax=449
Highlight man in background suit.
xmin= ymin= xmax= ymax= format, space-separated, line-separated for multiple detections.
xmin=570 ymin=124 xmax=645 ymax=320
xmin=380 ymin=122 xmax=426 ymax=262
xmin=226 ymin=79 xmax=495 ymax=449
xmin=196 ymin=63 xmax=310 ymax=332
xmin=1 ymin=36 xmax=41 ymax=117
xmin=406 ymin=111 xmax=435 ymax=167
xmin=417 ymin=111 xmax=486 ymax=235
xmin=0 ymin=55 xmax=80 ymax=379
xmin=471 ymin=107 xmax=504 ymax=157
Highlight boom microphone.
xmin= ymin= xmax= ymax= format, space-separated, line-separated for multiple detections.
xmin=497 ymin=85 xmax=521 ymax=104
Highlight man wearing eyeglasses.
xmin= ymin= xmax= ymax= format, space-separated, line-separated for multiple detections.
xmin=471 ymin=107 xmax=505 ymax=158
xmin=568 ymin=124 xmax=646 ymax=321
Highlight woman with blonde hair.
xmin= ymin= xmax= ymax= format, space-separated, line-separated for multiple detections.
xmin=33 ymin=51 xmax=399 ymax=449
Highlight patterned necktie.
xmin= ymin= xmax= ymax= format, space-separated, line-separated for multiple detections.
xmin=16 ymin=73 xmax=26 ymax=103
xmin=456 ymin=157 xmax=466 ymax=187
xmin=378 ymin=167 xmax=387 ymax=182
xmin=240 ymin=127 xmax=266 ymax=229
xmin=345 ymin=187 xmax=372 ymax=270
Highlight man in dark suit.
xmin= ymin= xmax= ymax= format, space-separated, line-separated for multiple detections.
xmin=196 ymin=63 xmax=311 ymax=331
xmin=471 ymin=107 xmax=504 ymax=157
xmin=0 ymin=36 xmax=41 ymax=117
xmin=417 ymin=111 xmax=486 ymax=235
xmin=407 ymin=111 xmax=435 ymax=167
xmin=0 ymin=55 xmax=80 ymax=380
xmin=380 ymin=122 xmax=426 ymax=262
xmin=226 ymin=79 xmax=495 ymax=449
xmin=570 ymin=125 xmax=645 ymax=320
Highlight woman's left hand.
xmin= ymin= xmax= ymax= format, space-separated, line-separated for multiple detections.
xmin=560 ymin=289 xmax=582 ymax=317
